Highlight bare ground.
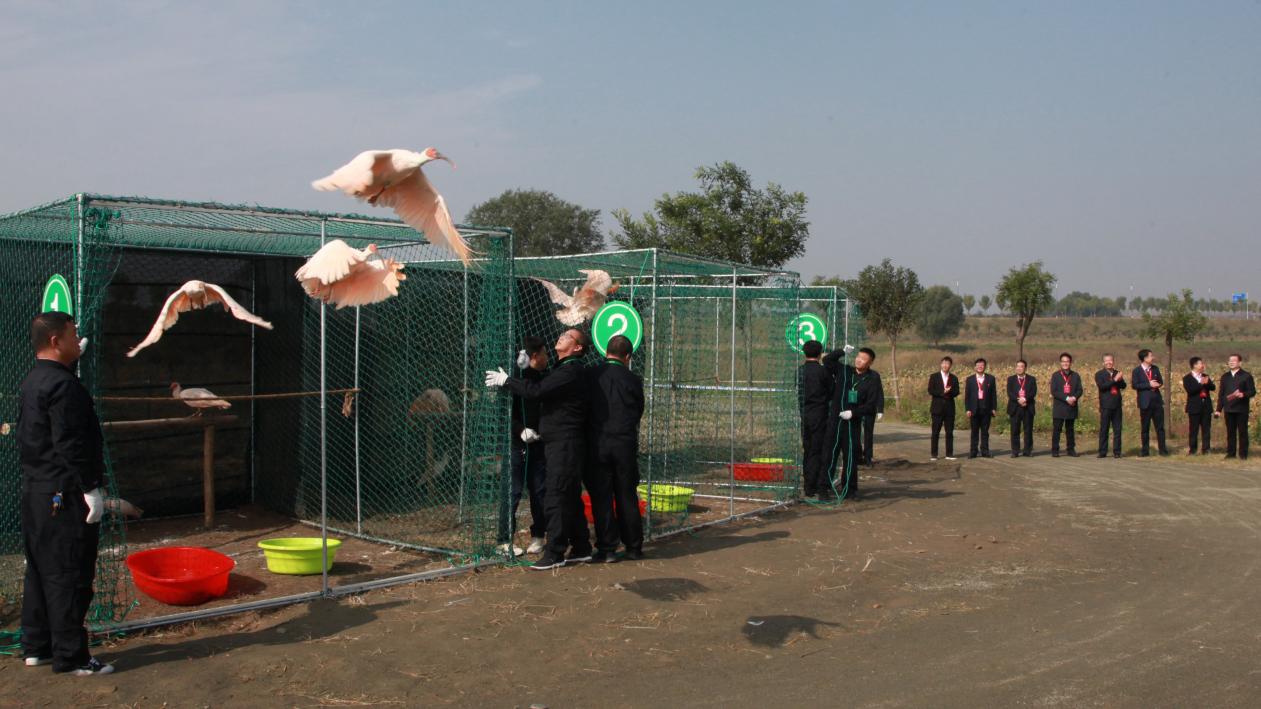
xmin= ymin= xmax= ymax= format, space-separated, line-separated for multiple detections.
xmin=4 ymin=422 xmax=1261 ymax=708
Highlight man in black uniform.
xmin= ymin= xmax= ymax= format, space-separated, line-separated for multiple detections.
xmin=857 ymin=369 xmax=885 ymax=466
xmin=1049 ymin=352 xmax=1083 ymax=457
xmin=487 ymin=328 xmax=592 ymax=570
xmin=1216 ymin=353 xmax=1256 ymax=460
xmin=1095 ymin=354 xmax=1127 ymax=458
xmin=797 ymin=340 xmax=833 ymax=498
xmin=927 ymin=357 xmax=959 ymax=461
xmin=1006 ymin=359 xmax=1036 ymax=458
xmin=496 ymin=336 xmax=549 ymax=556
xmin=1132 ymin=349 xmax=1170 ymax=456
xmin=17 ymin=312 xmax=113 ymax=675
xmin=588 ymin=335 xmax=646 ymax=562
xmin=823 ymin=346 xmax=880 ymax=500
xmin=1182 ymin=356 xmax=1215 ymax=455
xmin=964 ymin=358 xmax=997 ymax=458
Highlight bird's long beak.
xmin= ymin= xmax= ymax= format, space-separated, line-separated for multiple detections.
xmin=435 ymin=152 xmax=456 ymax=169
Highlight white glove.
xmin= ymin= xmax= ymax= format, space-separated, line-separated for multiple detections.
xmin=876 ymin=413 xmax=883 ymax=422
xmin=484 ymin=368 xmax=508 ymax=388
xmin=79 ymin=337 xmax=89 ymax=353
xmin=843 ymin=344 xmax=855 ymax=354
xmin=839 ymin=410 xmax=853 ymax=420
xmin=83 ymin=487 xmax=105 ymax=524
xmin=515 ymin=349 xmax=530 ymax=369
xmin=520 ymin=428 xmax=542 ymax=444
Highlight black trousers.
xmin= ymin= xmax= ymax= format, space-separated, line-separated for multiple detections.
xmin=1225 ymin=412 xmax=1250 ymax=459
xmin=541 ymin=438 xmax=592 ymax=558
xmin=801 ymin=415 xmax=829 ymax=495
xmin=1052 ymin=418 xmax=1076 ymax=453
xmin=1010 ymin=408 xmax=1034 ymax=455
xmin=592 ymin=435 xmax=643 ymax=553
xmin=1188 ymin=409 xmax=1213 ymax=454
xmin=930 ymin=410 xmax=955 ymax=458
xmin=497 ymin=442 xmax=547 ymax=543
xmin=824 ymin=417 xmax=858 ymax=496
xmin=1098 ymin=407 xmax=1122 ymax=456
xmin=21 ymin=490 xmax=100 ymax=671
xmin=860 ymin=414 xmax=876 ymax=464
xmin=969 ymin=413 xmax=992 ymax=455
xmin=1140 ymin=405 xmax=1168 ymax=453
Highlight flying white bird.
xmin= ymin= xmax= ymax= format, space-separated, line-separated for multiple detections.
xmin=105 ymin=497 xmax=144 ymax=519
xmin=312 ymin=148 xmax=474 ymax=266
xmin=295 ymin=239 xmax=406 ymax=309
xmin=171 ymin=382 xmax=231 ymax=415
xmin=127 ymin=281 xmax=273 ymax=358
xmin=535 ymin=269 xmax=620 ymax=326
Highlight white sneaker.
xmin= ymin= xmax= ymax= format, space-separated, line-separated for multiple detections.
xmin=69 ymin=658 xmax=114 ymax=676
xmin=945 ymin=456 xmax=957 ymax=461
xmin=24 ymin=656 xmax=52 ymax=667
xmin=930 ymin=457 xmax=938 ymax=462
xmin=496 ymin=543 xmax=524 ymax=557
xmin=526 ymin=537 xmax=546 ymax=554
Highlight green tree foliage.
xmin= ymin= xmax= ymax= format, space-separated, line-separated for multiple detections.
xmin=961 ymin=294 xmax=976 ymax=313
xmin=464 ymin=189 xmax=603 ymax=257
xmin=915 ymin=286 xmax=965 ymax=346
xmin=995 ymin=262 xmax=1057 ymax=360
xmin=1143 ymin=289 xmax=1209 ymax=433
xmin=978 ymin=294 xmax=992 ymax=314
xmin=612 ymin=162 xmax=809 ymax=269
xmin=850 ymin=259 xmax=924 ymax=409
xmin=1054 ymin=291 xmax=1123 ymax=317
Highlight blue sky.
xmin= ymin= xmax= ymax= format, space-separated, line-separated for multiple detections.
xmin=1 ymin=1 xmax=1257 ymax=298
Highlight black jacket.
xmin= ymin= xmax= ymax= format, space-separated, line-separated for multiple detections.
xmin=868 ymin=370 xmax=886 ymax=418
xmin=927 ymin=371 xmax=959 ymax=416
xmin=503 ymin=354 xmax=588 ymax=441
xmin=798 ymin=360 xmax=834 ymax=425
xmin=1006 ymin=374 xmax=1037 ymax=417
xmin=588 ymin=359 xmax=645 ymax=439
xmin=828 ymin=365 xmax=882 ymax=419
xmin=1095 ymin=368 xmax=1127 ymax=411
xmin=17 ymin=359 xmax=106 ymax=494
xmin=1132 ymin=365 xmax=1165 ymax=410
xmin=510 ymin=366 xmax=545 ymax=440
xmin=1049 ymin=369 xmax=1084 ymax=420
xmin=1182 ymin=373 xmax=1216 ymax=415
xmin=964 ymin=373 xmax=997 ymax=417
xmin=1217 ymin=369 xmax=1256 ymax=414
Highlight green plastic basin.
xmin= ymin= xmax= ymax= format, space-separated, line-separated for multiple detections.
xmin=257 ymin=537 xmax=342 ymax=575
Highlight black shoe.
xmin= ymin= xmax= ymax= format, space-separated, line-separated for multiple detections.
xmin=1225 ymin=454 xmax=1237 ymax=459
xmin=1139 ymin=451 xmax=1150 ymax=457
xmin=530 ymin=554 xmax=566 ymax=571
xmin=54 ymin=657 xmax=114 ymax=676
xmin=1114 ymin=453 xmax=1122 ymax=458
xmin=817 ymin=490 xmax=837 ymax=502
xmin=968 ymin=453 xmax=978 ymax=459
xmin=588 ymin=551 xmax=619 ymax=564
xmin=565 ymin=550 xmax=593 ymax=565
xmin=1097 ymin=453 xmax=1108 ymax=459
xmin=1158 ymin=450 xmax=1170 ymax=457
xmin=1011 ymin=452 xmax=1019 ymax=458
xmin=1052 ymin=452 xmax=1060 ymax=458
xmin=843 ymin=490 xmax=861 ymax=501
xmin=864 ymin=458 xmax=874 ymax=466
xmin=982 ymin=452 xmax=993 ymax=458
xmin=1067 ymin=451 xmax=1079 ymax=457
xmin=621 ymin=548 xmax=645 ymax=561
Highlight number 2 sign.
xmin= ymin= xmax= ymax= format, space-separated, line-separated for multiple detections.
xmin=785 ymin=313 xmax=827 ymax=353
xmin=592 ymin=301 xmax=644 ymax=356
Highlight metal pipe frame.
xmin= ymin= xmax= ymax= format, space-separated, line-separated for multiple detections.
xmin=354 ymin=306 xmax=362 ymax=535
xmin=729 ymin=269 xmax=737 ymax=518
xmin=319 ymin=220 xmax=330 ymax=597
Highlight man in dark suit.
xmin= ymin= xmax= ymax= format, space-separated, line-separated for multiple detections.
xmin=1049 ymin=352 xmax=1083 ymax=457
xmin=1182 ymin=356 xmax=1215 ymax=455
xmin=797 ymin=340 xmax=834 ymax=498
xmin=964 ymin=358 xmax=997 ymax=458
xmin=857 ymin=370 xmax=885 ymax=465
xmin=1095 ymin=354 xmax=1127 ymax=458
xmin=823 ymin=347 xmax=881 ymax=500
xmin=1006 ymin=359 xmax=1036 ymax=457
xmin=1132 ymin=349 xmax=1170 ymax=456
xmin=588 ymin=335 xmax=646 ymax=561
xmin=927 ymin=356 xmax=959 ymax=461
xmin=1216 ymin=353 xmax=1256 ymax=460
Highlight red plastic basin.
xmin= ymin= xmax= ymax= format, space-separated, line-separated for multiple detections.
xmin=732 ymin=462 xmax=787 ymax=482
xmin=126 ymin=546 xmax=235 ymax=606
xmin=581 ymin=492 xmax=648 ymax=524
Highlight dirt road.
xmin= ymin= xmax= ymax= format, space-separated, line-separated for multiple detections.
xmin=5 ymin=423 xmax=1261 ymax=707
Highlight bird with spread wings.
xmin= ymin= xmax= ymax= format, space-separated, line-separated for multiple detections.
xmin=534 ymin=269 xmax=619 ymax=326
xmin=127 ymin=281 xmax=273 ymax=358
xmin=295 ymin=239 xmax=407 ymax=309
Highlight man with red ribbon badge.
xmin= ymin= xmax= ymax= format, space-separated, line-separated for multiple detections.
xmin=1182 ymin=356 xmax=1216 ymax=455
xmin=1049 ymin=352 xmax=1084 ymax=457
xmin=1215 ymin=353 xmax=1256 ymax=460
xmin=1132 ymin=348 xmax=1170 ymax=456
xmin=964 ymin=358 xmax=997 ymax=458
xmin=1095 ymin=354 xmax=1127 ymax=458
xmin=1006 ymin=359 xmax=1037 ymax=457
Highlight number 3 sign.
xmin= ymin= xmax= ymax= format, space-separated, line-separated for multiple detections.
xmin=592 ymin=301 xmax=644 ymax=356
xmin=785 ymin=313 xmax=827 ymax=353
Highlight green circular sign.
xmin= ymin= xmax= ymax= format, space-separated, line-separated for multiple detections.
xmin=41 ymin=274 xmax=74 ymax=316
xmin=786 ymin=313 xmax=827 ymax=353
xmin=592 ymin=301 xmax=643 ymax=356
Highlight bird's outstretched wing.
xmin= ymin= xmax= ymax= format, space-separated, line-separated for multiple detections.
xmin=533 ymin=278 xmax=574 ymax=307
xmin=376 ymin=170 xmax=475 ymax=266
xmin=326 ymin=260 xmax=406 ymax=310
xmin=203 ymin=283 xmax=274 ymax=330
xmin=126 ymin=288 xmax=193 ymax=358
xmin=295 ymin=239 xmax=366 ymax=288
xmin=578 ymin=269 xmax=613 ymax=294
xmin=311 ymin=151 xmax=392 ymax=197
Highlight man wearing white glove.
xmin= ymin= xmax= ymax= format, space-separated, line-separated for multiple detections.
xmin=488 ymin=328 xmax=594 ymax=570
xmin=822 ymin=346 xmax=881 ymax=501
xmin=16 ymin=313 xmax=114 ymax=675
xmin=494 ymin=337 xmax=550 ymax=556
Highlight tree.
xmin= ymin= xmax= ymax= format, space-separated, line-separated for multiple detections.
xmin=995 ymin=262 xmax=1057 ymax=360
xmin=978 ymin=294 xmax=992 ymax=314
xmin=915 ymin=286 xmax=965 ymax=345
xmin=1113 ymin=295 xmax=1128 ymax=312
xmin=464 ymin=189 xmax=603 ymax=257
xmin=1055 ymin=291 xmax=1122 ymax=317
xmin=1143 ymin=289 xmax=1209 ymax=436
xmin=850 ymin=259 xmax=923 ymax=409
xmin=612 ymin=161 xmax=809 ymax=268
xmin=961 ymin=294 xmax=976 ymax=313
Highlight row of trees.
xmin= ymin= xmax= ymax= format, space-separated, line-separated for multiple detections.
xmin=955 ymin=291 xmax=1242 ymax=318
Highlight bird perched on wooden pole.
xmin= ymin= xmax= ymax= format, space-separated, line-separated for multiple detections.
xmin=535 ymin=269 xmax=620 ymax=326
xmin=127 ymin=281 xmax=273 ymax=358
xmin=171 ymin=382 xmax=231 ymax=416
xmin=312 ymin=148 xmax=474 ymax=266
xmin=295 ymin=239 xmax=407 ymax=309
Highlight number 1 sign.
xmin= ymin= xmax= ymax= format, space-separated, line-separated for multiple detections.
xmin=592 ymin=301 xmax=643 ymax=356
